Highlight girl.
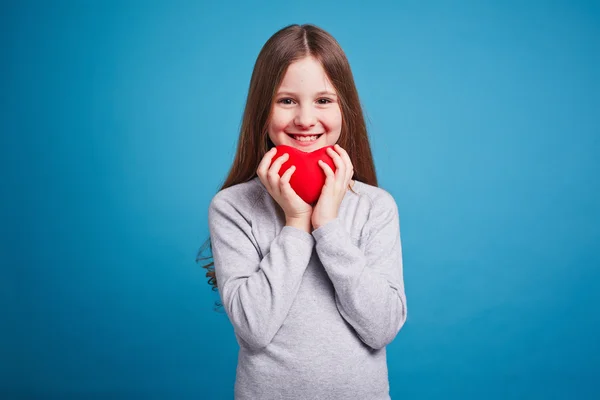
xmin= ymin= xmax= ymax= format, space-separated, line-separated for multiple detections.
xmin=199 ymin=23 xmax=407 ymax=400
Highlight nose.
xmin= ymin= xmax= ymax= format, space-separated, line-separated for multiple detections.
xmin=294 ymin=104 xmax=317 ymax=129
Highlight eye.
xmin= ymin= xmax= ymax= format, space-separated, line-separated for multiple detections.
xmin=277 ymin=98 xmax=295 ymax=105
xmin=317 ymin=98 xmax=333 ymax=104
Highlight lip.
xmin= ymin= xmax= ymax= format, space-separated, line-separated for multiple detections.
xmin=286 ymin=132 xmax=324 ymax=147
xmin=286 ymin=132 xmax=325 ymax=136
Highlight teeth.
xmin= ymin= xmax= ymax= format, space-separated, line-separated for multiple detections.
xmin=293 ymin=135 xmax=320 ymax=142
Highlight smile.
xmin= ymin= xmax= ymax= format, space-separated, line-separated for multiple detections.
xmin=286 ymin=133 xmax=324 ymax=143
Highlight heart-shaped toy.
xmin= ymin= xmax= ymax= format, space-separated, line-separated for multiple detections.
xmin=270 ymin=144 xmax=337 ymax=205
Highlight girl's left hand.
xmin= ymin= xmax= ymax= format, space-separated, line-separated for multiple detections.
xmin=312 ymin=144 xmax=355 ymax=230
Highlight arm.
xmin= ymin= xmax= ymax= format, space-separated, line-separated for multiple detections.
xmin=311 ymin=192 xmax=407 ymax=350
xmin=208 ymin=193 xmax=314 ymax=351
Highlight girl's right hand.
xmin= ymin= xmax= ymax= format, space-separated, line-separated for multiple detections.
xmin=257 ymin=147 xmax=313 ymax=222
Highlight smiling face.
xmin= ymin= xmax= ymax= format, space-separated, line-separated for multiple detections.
xmin=267 ymin=56 xmax=342 ymax=152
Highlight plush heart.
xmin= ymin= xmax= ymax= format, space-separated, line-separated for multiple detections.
xmin=270 ymin=144 xmax=337 ymax=205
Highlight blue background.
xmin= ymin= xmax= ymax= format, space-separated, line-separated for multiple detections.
xmin=2 ymin=0 xmax=599 ymax=399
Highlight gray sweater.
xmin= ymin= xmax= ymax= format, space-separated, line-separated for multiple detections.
xmin=208 ymin=176 xmax=407 ymax=399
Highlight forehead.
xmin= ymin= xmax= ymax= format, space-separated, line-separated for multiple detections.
xmin=278 ymin=56 xmax=335 ymax=92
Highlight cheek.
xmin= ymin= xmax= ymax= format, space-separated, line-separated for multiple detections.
xmin=269 ymin=109 xmax=292 ymax=132
xmin=271 ymin=119 xmax=287 ymax=131
xmin=321 ymin=108 xmax=342 ymax=131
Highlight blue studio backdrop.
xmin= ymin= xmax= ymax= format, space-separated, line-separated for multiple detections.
xmin=2 ymin=1 xmax=599 ymax=399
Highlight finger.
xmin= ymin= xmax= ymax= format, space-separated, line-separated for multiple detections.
xmin=318 ymin=159 xmax=336 ymax=187
xmin=326 ymin=147 xmax=345 ymax=189
xmin=280 ymin=167 xmax=308 ymax=205
xmin=334 ymin=144 xmax=353 ymax=170
xmin=326 ymin=146 xmax=344 ymax=172
xmin=272 ymin=151 xmax=290 ymax=170
xmin=280 ymin=164 xmax=295 ymax=186
xmin=267 ymin=152 xmax=289 ymax=193
xmin=279 ymin=165 xmax=296 ymax=197
xmin=257 ymin=148 xmax=278 ymax=188
xmin=257 ymin=147 xmax=277 ymax=174
xmin=334 ymin=144 xmax=354 ymax=182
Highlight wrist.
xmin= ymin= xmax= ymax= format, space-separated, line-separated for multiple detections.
xmin=286 ymin=216 xmax=311 ymax=233
xmin=312 ymin=216 xmax=335 ymax=231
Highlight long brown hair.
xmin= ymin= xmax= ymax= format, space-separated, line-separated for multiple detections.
xmin=197 ymin=23 xmax=378 ymax=312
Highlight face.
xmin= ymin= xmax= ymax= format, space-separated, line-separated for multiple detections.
xmin=267 ymin=56 xmax=342 ymax=152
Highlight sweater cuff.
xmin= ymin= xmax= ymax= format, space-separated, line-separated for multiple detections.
xmin=311 ymin=217 xmax=346 ymax=243
xmin=281 ymin=225 xmax=315 ymax=247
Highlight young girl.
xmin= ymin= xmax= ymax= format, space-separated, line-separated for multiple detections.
xmin=200 ymin=23 xmax=407 ymax=400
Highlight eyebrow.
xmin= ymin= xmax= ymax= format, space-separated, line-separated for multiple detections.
xmin=276 ymin=90 xmax=338 ymax=97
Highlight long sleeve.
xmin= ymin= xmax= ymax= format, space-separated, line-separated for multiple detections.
xmin=208 ymin=192 xmax=315 ymax=351
xmin=311 ymin=191 xmax=407 ymax=350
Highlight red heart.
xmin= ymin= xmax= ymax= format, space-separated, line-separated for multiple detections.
xmin=270 ymin=144 xmax=337 ymax=205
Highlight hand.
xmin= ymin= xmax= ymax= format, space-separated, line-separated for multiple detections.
xmin=257 ymin=148 xmax=313 ymax=228
xmin=312 ymin=144 xmax=354 ymax=230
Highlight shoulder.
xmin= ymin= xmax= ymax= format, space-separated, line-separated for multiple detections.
xmin=209 ymin=176 xmax=266 ymax=216
xmin=351 ymin=181 xmax=401 ymax=239
xmin=353 ymin=180 xmax=399 ymax=216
